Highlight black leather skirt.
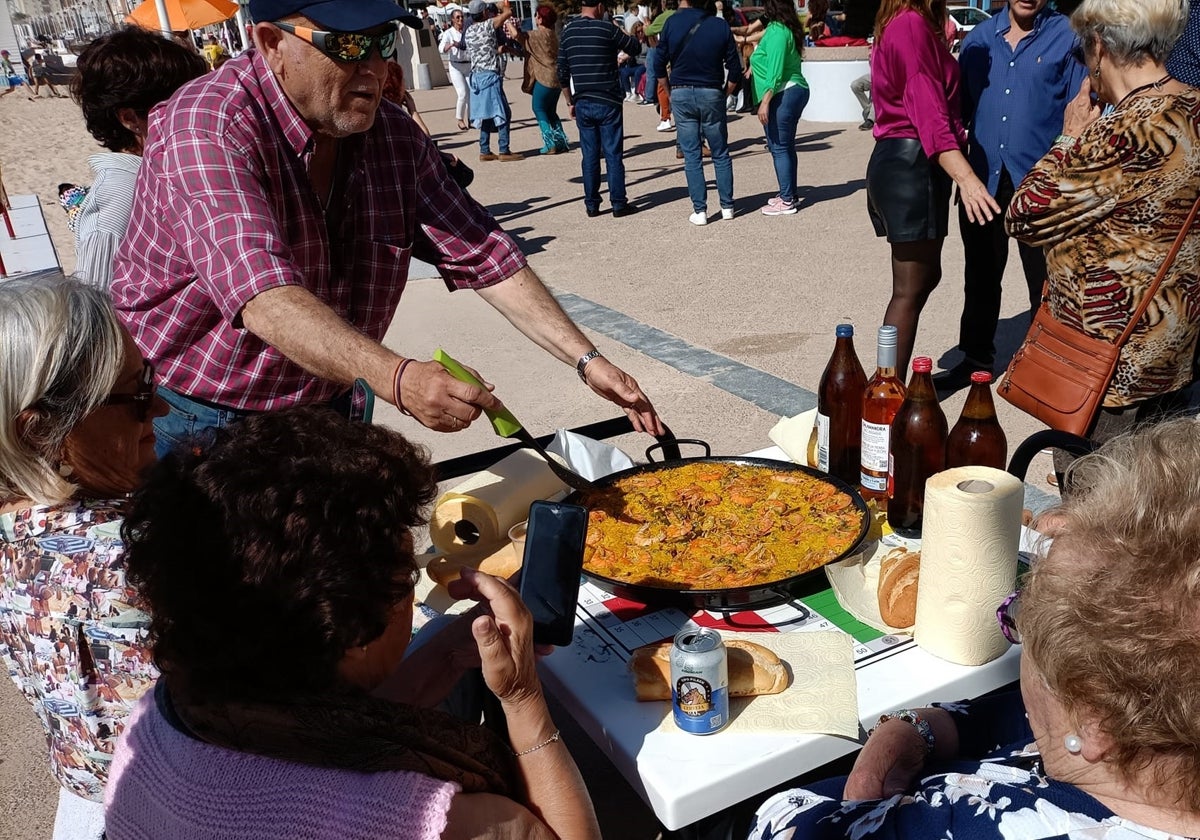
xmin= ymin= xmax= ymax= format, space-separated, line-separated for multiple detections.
xmin=866 ymin=137 xmax=953 ymax=243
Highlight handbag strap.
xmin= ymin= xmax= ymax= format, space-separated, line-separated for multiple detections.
xmin=670 ymin=17 xmax=707 ymax=67
xmin=1115 ymin=191 xmax=1200 ymax=347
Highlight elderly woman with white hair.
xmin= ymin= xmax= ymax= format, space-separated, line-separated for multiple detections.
xmin=744 ymin=416 xmax=1200 ymax=839
xmin=1006 ymin=0 xmax=1200 ymax=483
xmin=0 ymin=275 xmax=167 ymax=839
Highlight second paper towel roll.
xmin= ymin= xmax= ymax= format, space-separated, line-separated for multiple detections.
xmin=429 ymin=448 xmax=568 ymax=555
xmin=914 ymin=466 xmax=1023 ymax=666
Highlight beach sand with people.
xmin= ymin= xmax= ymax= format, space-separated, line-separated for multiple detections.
xmin=0 ymin=61 xmax=1155 ymax=838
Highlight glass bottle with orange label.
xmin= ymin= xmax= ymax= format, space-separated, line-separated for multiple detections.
xmin=860 ymin=325 xmax=905 ymax=507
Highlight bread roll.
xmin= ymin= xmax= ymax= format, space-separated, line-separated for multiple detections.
xmin=426 ymin=542 xmax=522 ymax=588
xmin=629 ymin=638 xmax=789 ymax=701
xmin=877 ymin=547 xmax=920 ymax=628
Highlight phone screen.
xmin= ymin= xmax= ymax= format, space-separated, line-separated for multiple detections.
xmin=518 ymin=500 xmax=589 ymax=646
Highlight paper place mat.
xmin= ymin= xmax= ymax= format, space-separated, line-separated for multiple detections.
xmin=651 ymin=631 xmax=859 ymax=739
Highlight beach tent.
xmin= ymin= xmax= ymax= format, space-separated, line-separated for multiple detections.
xmin=0 ymin=3 xmax=21 ymax=64
xmin=126 ymin=0 xmax=238 ymax=32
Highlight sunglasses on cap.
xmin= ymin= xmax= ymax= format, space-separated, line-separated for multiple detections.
xmin=273 ymin=21 xmax=398 ymax=62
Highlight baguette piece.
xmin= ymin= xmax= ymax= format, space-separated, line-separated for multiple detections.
xmin=877 ymin=547 xmax=920 ymax=628
xmin=426 ymin=542 xmax=522 ymax=588
xmin=629 ymin=638 xmax=789 ymax=701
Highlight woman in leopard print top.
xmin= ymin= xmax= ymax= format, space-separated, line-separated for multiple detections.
xmin=1007 ymin=0 xmax=1199 ymax=448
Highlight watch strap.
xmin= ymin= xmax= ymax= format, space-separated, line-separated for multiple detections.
xmin=576 ymin=349 xmax=602 ymax=382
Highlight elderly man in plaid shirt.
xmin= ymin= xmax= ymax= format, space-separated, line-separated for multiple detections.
xmin=111 ymin=0 xmax=662 ymax=454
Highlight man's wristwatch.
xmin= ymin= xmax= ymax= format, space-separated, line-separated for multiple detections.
xmin=576 ymin=349 xmax=602 ymax=382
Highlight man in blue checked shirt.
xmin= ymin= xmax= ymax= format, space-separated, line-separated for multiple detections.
xmin=934 ymin=0 xmax=1086 ymax=393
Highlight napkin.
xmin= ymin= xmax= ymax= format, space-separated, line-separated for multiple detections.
xmin=546 ymin=429 xmax=635 ymax=480
xmin=651 ymin=631 xmax=859 ymax=738
xmin=825 ymin=536 xmax=917 ymax=635
xmin=768 ymin=409 xmax=818 ymax=466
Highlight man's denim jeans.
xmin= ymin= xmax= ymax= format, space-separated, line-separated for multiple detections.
xmin=574 ymin=97 xmax=627 ymax=211
xmin=671 ymin=86 xmax=733 ymax=213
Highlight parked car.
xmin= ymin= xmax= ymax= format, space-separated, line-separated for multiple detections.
xmin=948 ymin=5 xmax=992 ymax=35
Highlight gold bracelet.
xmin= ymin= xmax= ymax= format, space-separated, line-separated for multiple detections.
xmin=513 ymin=729 xmax=561 ymax=756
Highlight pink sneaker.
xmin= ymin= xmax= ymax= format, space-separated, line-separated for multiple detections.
xmin=761 ymin=199 xmax=797 ymax=216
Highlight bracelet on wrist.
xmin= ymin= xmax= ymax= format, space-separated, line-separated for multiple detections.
xmin=392 ymin=358 xmax=415 ymax=417
xmin=869 ymin=709 xmax=935 ymax=756
xmin=1053 ymin=133 xmax=1076 ymax=147
xmin=512 ymin=728 xmax=561 ymax=756
xmin=576 ymin=349 xmax=602 ymax=382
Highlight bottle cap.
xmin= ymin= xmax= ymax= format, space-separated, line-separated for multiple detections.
xmin=970 ymin=371 xmax=993 ymax=384
xmin=878 ymin=325 xmax=898 ymax=347
xmin=912 ymin=356 xmax=933 ymax=373
xmin=836 ymin=324 xmax=854 ymax=338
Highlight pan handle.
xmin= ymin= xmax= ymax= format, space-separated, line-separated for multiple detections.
xmin=645 ymin=438 xmax=711 ymax=462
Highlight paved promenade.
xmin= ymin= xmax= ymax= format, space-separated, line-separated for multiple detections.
xmin=1 ymin=67 xmax=1083 ymax=839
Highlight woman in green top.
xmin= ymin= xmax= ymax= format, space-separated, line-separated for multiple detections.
xmin=748 ymin=0 xmax=810 ymax=215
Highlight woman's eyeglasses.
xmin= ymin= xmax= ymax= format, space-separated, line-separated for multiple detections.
xmin=996 ymin=590 xmax=1021 ymax=645
xmin=273 ymin=21 xmax=398 ymax=62
xmin=103 ymin=360 xmax=156 ymax=422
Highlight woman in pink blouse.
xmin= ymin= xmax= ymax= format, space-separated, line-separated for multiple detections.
xmin=866 ymin=0 xmax=999 ymax=374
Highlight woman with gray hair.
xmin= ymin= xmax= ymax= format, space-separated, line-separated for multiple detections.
xmin=743 ymin=416 xmax=1200 ymax=839
xmin=0 ymin=275 xmax=166 ymax=838
xmin=1007 ymin=0 xmax=1199 ymax=484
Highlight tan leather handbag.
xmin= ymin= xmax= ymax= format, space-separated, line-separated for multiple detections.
xmin=998 ymin=193 xmax=1200 ymax=436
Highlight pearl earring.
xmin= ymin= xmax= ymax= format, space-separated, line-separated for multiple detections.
xmin=57 ymin=462 xmax=74 ymax=478
xmin=1064 ymin=733 xmax=1083 ymax=754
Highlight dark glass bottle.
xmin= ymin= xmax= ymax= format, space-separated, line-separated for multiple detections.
xmin=946 ymin=371 xmax=1008 ymax=470
xmin=887 ymin=357 xmax=948 ymax=537
xmin=860 ymin=325 xmax=906 ymax=507
xmin=817 ymin=324 xmax=868 ymax=485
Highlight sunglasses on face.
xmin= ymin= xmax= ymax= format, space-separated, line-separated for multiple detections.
xmin=102 ymin=360 xmax=157 ymax=422
xmin=996 ymin=590 xmax=1021 ymax=645
xmin=273 ymin=21 xmax=398 ymax=62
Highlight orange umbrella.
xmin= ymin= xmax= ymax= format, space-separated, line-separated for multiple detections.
xmin=126 ymin=0 xmax=238 ymax=31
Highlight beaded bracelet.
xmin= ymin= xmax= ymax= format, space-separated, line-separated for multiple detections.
xmin=513 ymin=729 xmax=561 ymax=757
xmin=392 ymin=358 xmax=415 ymax=417
xmin=869 ymin=709 xmax=935 ymax=756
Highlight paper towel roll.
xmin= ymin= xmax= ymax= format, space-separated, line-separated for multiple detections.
xmin=913 ymin=466 xmax=1022 ymax=665
xmin=429 ymin=448 xmax=567 ymax=555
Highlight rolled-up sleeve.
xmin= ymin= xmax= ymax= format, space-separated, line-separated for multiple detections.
xmin=892 ymin=15 xmax=960 ymax=158
xmin=410 ymin=133 xmax=527 ymax=289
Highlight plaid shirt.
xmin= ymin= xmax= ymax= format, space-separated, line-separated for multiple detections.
xmin=111 ymin=50 xmax=525 ymax=411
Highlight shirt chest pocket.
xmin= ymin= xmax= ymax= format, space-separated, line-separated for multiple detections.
xmin=339 ymin=240 xmax=414 ymax=342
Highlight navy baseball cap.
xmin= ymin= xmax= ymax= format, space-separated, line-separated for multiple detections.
xmin=249 ymin=0 xmax=422 ymax=31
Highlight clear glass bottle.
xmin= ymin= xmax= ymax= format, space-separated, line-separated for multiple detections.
xmin=860 ymin=325 xmax=906 ymax=507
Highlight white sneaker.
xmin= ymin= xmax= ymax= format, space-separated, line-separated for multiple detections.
xmin=720 ymin=207 xmax=734 ymax=221
xmin=656 ymin=119 xmax=674 ymax=132
xmin=689 ymin=211 xmax=707 ymax=226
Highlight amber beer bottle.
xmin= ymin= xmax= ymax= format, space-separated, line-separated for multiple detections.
xmin=860 ymin=325 xmax=905 ymax=507
xmin=817 ymin=324 xmax=868 ymax=484
xmin=946 ymin=371 xmax=1008 ymax=469
xmin=887 ymin=357 xmax=948 ymax=538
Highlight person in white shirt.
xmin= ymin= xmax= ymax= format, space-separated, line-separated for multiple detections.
xmin=440 ymin=8 xmax=473 ymax=129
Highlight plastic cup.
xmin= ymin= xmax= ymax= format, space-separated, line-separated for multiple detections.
xmin=509 ymin=520 xmax=528 ymax=558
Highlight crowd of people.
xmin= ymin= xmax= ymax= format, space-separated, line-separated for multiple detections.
xmin=2 ymin=0 xmax=1200 ymax=837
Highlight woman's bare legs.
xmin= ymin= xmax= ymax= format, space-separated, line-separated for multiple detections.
xmin=882 ymin=238 xmax=944 ymax=375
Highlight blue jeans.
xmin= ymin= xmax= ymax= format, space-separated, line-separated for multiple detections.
xmin=574 ymin=97 xmax=627 ymax=211
xmin=153 ymin=386 xmax=252 ymax=458
xmin=643 ymin=47 xmax=657 ymax=104
xmin=763 ymin=84 xmax=810 ymax=204
xmin=671 ymin=86 xmax=733 ymax=214
xmin=620 ymin=64 xmax=645 ymax=96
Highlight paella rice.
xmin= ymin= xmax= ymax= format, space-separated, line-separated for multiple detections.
xmin=580 ymin=462 xmax=863 ymax=590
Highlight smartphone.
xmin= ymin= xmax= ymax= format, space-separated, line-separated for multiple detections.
xmin=518 ymin=500 xmax=589 ymax=647
xmin=349 ymin=378 xmax=375 ymax=424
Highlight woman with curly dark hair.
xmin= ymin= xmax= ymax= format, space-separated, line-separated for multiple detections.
xmin=68 ymin=26 xmax=207 ymax=290
xmin=105 ymin=407 xmax=601 ymax=840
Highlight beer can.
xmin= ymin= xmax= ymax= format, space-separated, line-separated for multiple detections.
xmin=670 ymin=627 xmax=729 ymax=735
